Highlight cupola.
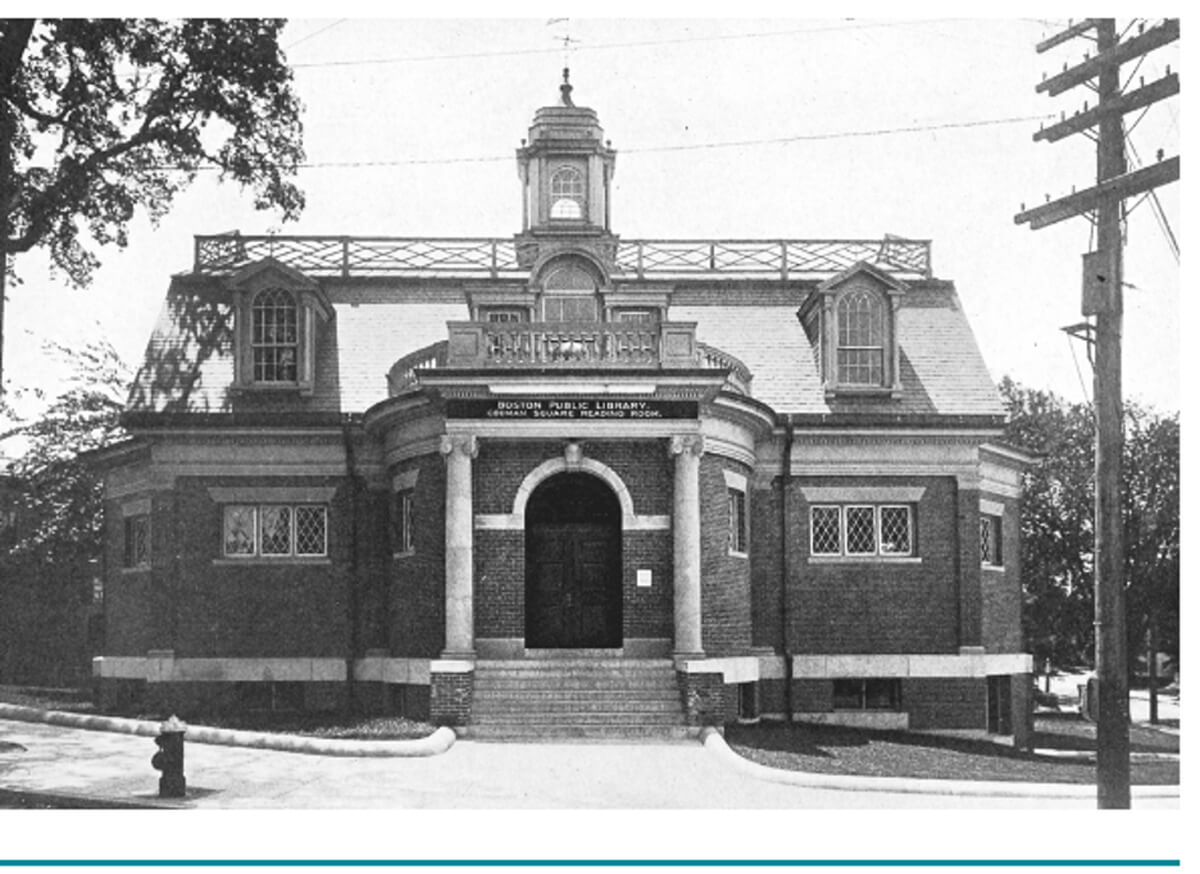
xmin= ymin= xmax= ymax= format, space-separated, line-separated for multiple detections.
xmin=516 ymin=69 xmax=616 ymax=236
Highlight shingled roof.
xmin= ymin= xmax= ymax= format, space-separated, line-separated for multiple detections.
xmin=126 ymin=270 xmax=1003 ymax=422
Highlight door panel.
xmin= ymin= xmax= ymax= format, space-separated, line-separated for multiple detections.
xmin=526 ymin=522 xmax=621 ymax=648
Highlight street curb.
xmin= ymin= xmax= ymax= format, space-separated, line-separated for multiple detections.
xmin=0 ymin=704 xmax=456 ymax=758
xmin=700 ymin=727 xmax=1180 ymax=800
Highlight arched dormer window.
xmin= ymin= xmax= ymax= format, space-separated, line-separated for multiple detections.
xmin=835 ymin=288 xmax=884 ymax=385
xmin=801 ymin=262 xmax=906 ymax=399
xmin=228 ymin=260 xmax=332 ymax=396
xmin=549 ymin=166 xmax=585 ymax=220
xmin=252 ymin=288 xmax=299 ymax=383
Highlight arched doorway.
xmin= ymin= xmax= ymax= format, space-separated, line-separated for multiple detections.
xmin=524 ymin=472 xmax=622 ymax=648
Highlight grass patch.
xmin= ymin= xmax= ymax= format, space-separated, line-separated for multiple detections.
xmin=725 ymin=716 xmax=1179 ymax=786
xmin=0 ymin=685 xmax=436 ymax=741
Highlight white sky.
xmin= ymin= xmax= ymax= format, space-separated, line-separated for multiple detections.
xmin=1 ymin=14 xmax=1182 ymax=423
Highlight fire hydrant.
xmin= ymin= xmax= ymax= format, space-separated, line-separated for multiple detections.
xmin=151 ymin=715 xmax=187 ymax=798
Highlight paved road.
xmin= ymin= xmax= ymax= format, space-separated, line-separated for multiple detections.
xmin=0 ymin=718 xmax=1177 ymax=811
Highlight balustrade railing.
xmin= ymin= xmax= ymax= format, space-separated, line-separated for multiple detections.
xmin=387 ymin=325 xmax=752 ymax=397
xmin=193 ymin=234 xmax=932 ymax=279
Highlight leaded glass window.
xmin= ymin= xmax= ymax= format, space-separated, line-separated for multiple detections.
xmin=879 ymin=505 xmax=912 ymax=555
xmin=811 ymin=506 xmax=842 ymax=555
xmin=224 ymin=506 xmax=257 ymax=556
xmin=980 ymin=514 xmax=1003 ymax=566
xmin=845 ymin=505 xmax=877 ymax=554
xmin=809 ymin=503 xmax=914 ymax=558
xmin=295 ymin=506 xmax=328 ymax=556
xmin=223 ymin=503 xmax=327 ymax=558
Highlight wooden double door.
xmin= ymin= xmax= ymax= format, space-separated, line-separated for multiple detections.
xmin=524 ymin=473 xmax=623 ymax=649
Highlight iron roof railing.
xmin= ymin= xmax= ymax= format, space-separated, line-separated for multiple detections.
xmin=193 ymin=234 xmax=932 ymax=280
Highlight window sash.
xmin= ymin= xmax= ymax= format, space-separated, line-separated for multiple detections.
xmin=223 ymin=504 xmax=327 ymax=558
xmin=394 ymin=491 xmax=414 ymax=554
xmin=810 ymin=504 xmax=913 ymax=558
xmin=728 ymin=488 xmax=747 ymax=554
xmin=124 ymin=515 xmax=150 ymax=568
xmin=251 ymin=289 xmax=300 ymax=383
xmin=980 ymin=514 xmax=1003 ymax=565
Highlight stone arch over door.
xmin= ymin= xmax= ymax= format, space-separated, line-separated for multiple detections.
xmin=524 ymin=471 xmax=623 ymax=649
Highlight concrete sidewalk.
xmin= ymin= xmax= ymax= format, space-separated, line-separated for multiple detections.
xmin=0 ymin=715 xmax=1179 ymax=810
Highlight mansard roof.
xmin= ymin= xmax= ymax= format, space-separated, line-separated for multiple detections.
xmin=125 ymin=261 xmax=1004 ymax=422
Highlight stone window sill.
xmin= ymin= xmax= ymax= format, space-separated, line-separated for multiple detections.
xmin=807 ymin=556 xmax=922 ymax=565
xmin=119 ymin=566 xmax=151 ymax=575
xmin=393 ymin=551 xmax=416 ymax=560
xmin=212 ymin=557 xmax=331 ymax=567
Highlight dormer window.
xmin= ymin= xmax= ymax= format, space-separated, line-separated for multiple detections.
xmin=228 ymin=259 xmax=332 ymax=395
xmin=800 ymin=261 xmax=906 ymax=399
xmin=549 ymin=166 xmax=585 ymax=220
xmin=252 ymin=288 xmax=299 ymax=383
xmin=836 ymin=288 xmax=884 ymax=385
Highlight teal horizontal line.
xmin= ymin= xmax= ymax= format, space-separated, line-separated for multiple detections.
xmin=0 ymin=863 xmax=1181 ymax=869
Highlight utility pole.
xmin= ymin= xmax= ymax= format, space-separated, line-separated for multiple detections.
xmin=1015 ymin=18 xmax=1179 ymax=809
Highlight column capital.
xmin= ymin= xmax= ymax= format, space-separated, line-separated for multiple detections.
xmin=668 ymin=434 xmax=705 ymax=459
xmin=440 ymin=434 xmax=479 ymax=460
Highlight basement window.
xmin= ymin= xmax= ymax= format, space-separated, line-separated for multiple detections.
xmin=832 ymin=678 xmax=901 ymax=711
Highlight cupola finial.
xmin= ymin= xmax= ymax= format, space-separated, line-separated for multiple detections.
xmin=560 ymin=67 xmax=574 ymax=107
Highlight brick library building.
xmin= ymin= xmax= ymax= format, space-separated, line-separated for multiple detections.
xmin=92 ymin=75 xmax=1035 ymax=743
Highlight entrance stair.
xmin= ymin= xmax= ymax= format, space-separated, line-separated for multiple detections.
xmin=463 ymin=657 xmax=694 ymax=741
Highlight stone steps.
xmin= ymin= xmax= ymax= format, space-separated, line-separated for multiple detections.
xmin=468 ymin=657 xmax=686 ymax=739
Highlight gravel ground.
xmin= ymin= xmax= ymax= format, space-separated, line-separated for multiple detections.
xmin=725 ymin=717 xmax=1180 ymax=785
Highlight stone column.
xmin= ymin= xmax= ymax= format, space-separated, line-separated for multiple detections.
xmin=440 ymin=434 xmax=478 ymax=657
xmin=670 ymin=434 xmax=705 ymax=657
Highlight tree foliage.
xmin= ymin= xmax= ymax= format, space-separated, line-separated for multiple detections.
xmin=0 ymin=339 xmax=130 ymax=685
xmin=0 ymin=338 xmax=129 ymax=563
xmin=999 ymin=377 xmax=1180 ymax=675
xmin=0 ymin=18 xmax=305 ymax=285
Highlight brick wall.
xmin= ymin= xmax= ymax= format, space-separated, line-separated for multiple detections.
xmin=388 ymin=452 xmax=446 ymax=657
xmin=472 ymin=439 xmax=675 ymax=645
xmin=749 ymin=479 xmax=784 ymax=651
xmin=430 ymin=671 xmax=473 ymax=726
xmin=623 ymin=531 xmax=672 ymax=639
xmin=956 ymin=486 xmax=983 ymax=648
xmin=677 ymin=671 xmax=737 ymax=726
xmin=788 ymin=476 xmax=961 ymax=654
xmin=473 ymin=440 xmax=671 ymax=515
xmin=699 ymin=455 xmax=753 ymax=654
xmin=905 ymin=677 xmax=986 ymax=730
xmin=475 ymin=530 xmax=523 ymax=638
xmin=167 ymin=476 xmax=353 ymax=657
xmin=980 ymin=492 xmax=1023 ymax=654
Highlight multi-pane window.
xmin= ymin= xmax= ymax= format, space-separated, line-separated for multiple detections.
xmin=810 ymin=504 xmax=914 ymax=557
xmin=836 ymin=289 xmax=884 ymax=385
xmin=549 ymin=166 xmax=585 ymax=219
xmin=613 ymin=308 xmax=659 ymax=324
xmin=123 ymin=514 xmax=150 ymax=568
xmin=728 ymin=488 xmax=748 ymax=555
xmin=543 ymin=295 xmax=598 ymax=322
xmin=251 ymin=288 xmax=299 ymax=383
xmin=393 ymin=490 xmax=414 ymax=555
xmin=223 ymin=504 xmax=327 ymax=558
xmin=482 ymin=308 xmax=526 ymax=323
xmin=833 ymin=678 xmax=901 ymax=711
xmin=980 ymin=514 xmax=1003 ymax=566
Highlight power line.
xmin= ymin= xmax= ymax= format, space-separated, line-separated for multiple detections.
xmin=285 ymin=19 xmax=347 ymax=51
xmin=288 ymin=19 xmax=966 ymax=70
xmin=152 ymin=112 xmax=1049 ymax=172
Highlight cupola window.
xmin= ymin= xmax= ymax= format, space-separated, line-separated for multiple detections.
xmin=835 ymin=288 xmax=884 ymax=386
xmin=252 ymin=288 xmax=299 ymax=383
xmin=549 ymin=166 xmax=585 ymax=220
